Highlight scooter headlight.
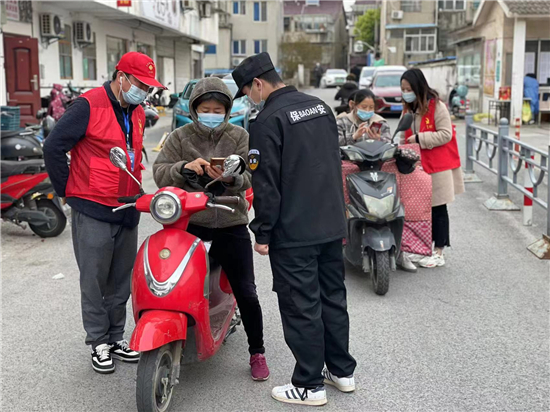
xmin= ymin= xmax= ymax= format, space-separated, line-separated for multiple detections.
xmin=363 ymin=194 xmax=395 ymax=219
xmin=150 ymin=192 xmax=182 ymax=225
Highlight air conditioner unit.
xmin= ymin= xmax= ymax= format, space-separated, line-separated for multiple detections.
xmin=391 ymin=10 xmax=404 ymax=20
xmin=74 ymin=21 xmax=93 ymax=45
xmin=232 ymin=57 xmax=244 ymax=67
xmin=40 ymin=14 xmax=65 ymax=39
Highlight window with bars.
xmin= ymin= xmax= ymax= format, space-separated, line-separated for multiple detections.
xmin=254 ymin=2 xmax=267 ymax=22
xmin=83 ymin=34 xmax=97 ymax=81
xmin=405 ymin=28 xmax=436 ymax=53
xmin=254 ymin=40 xmax=268 ymax=54
xmin=233 ymin=1 xmax=246 ymax=14
xmin=233 ymin=40 xmax=246 ymax=55
xmin=401 ymin=0 xmax=422 ymax=12
xmin=59 ymin=24 xmax=73 ymax=79
xmin=438 ymin=0 xmax=466 ymax=10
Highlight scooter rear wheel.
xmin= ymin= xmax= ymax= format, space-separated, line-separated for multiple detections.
xmin=136 ymin=344 xmax=175 ymax=412
xmin=372 ymin=251 xmax=390 ymax=296
xmin=28 ymin=199 xmax=67 ymax=238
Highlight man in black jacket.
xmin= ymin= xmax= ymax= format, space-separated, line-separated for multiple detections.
xmin=233 ymin=53 xmax=356 ymax=406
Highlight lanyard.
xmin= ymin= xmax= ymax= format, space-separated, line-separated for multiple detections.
xmin=122 ymin=111 xmax=131 ymax=148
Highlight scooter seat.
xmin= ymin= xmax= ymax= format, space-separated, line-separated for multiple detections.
xmin=1 ymin=129 xmax=25 ymax=139
xmin=1 ymin=159 xmax=45 ymax=177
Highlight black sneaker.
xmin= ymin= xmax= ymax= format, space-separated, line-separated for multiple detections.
xmin=110 ymin=339 xmax=140 ymax=363
xmin=91 ymin=343 xmax=115 ymax=374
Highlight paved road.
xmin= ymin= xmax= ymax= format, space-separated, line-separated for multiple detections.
xmin=2 ymin=92 xmax=549 ymax=412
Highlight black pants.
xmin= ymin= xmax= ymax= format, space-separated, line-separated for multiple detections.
xmin=187 ymin=224 xmax=264 ymax=355
xmin=269 ymin=240 xmax=356 ymax=389
xmin=432 ymin=204 xmax=450 ymax=248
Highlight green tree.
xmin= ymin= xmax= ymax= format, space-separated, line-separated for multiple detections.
xmin=354 ymin=9 xmax=380 ymax=47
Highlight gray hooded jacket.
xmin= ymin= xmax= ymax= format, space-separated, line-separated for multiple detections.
xmin=152 ymin=77 xmax=251 ymax=229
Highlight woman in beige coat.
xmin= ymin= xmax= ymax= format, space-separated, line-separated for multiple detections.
xmin=400 ymin=68 xmax=464 ymax=268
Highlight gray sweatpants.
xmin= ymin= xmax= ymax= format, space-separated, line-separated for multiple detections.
xmin=71 ymin=210 xmax=138 ymax=349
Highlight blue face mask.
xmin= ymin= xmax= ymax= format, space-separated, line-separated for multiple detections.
xmin=197 ymin=113 xmax=225 ymax=129
xmin=120 ymin=75 xmax=148 ymax=105
xmin=357 ymin=109 xmax=374 ymax=121
xmin=402 ymin=91 xmax=417 ymax=103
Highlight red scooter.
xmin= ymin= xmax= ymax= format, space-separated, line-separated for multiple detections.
xmin=109 ymin=148 xmax=249 ymax=412
xmin=1 ymin=160 xmax=67 ymax=237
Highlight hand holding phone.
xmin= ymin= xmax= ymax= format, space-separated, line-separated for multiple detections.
xmin=210 ymin=157 xmax=226 ymax=171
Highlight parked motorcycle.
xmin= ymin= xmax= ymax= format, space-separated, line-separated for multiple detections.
xmin=1 ymin=158 xmax=66 ymax=238
xmin=449 ymin=84 xmax=469 ymax=118
xmin=108 ymin=148 xmax=247 ymax=412
xmin=149 ymin=82 xmax=171 ymax=107
xmin=340 ymin=114 xmax=413 ymax=295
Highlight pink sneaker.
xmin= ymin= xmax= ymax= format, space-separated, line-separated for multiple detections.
xmin=250 ymin=354 xmax=270 ymax=381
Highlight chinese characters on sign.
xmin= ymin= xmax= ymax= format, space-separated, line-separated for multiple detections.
xmin=117 ymin=1 xmax=132 ymax=6
xmin=141 ymin=0 xmax=180 ymax=31
xmin=6 ymin=0 xmax=19 ymax=21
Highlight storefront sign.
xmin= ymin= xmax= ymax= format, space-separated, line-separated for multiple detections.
xmin=117 ymin=0 xmax=132 ymax=6
xmin=484 ymin=39 xmax=497 ymax=96
xmin=141 ymin=0 xmax=180 ymax=31
xmin=6 ymin=0 xmax=19 ymax=21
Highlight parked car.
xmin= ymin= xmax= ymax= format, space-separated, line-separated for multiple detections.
xmin=321 ymin=69 xmax=348 ymax=88
xmin=172 ymin=79 xmax=251 ymax=130
xmin=359 ymin=66 xmax=376 ymax=88
xmin=370 ymin=71 xmax=405 ymax=114
xmin=362 ymin=65 xmax=407 ymax=88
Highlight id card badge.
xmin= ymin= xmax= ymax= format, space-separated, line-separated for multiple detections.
xmin=127 ymin=149 xmax=136 ymax=172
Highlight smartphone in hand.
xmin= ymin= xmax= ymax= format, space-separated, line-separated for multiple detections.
xmin=210 ymin=157 xmax=226 ymax=170
xmin=370 ymin=122 xmax=382 ymax=134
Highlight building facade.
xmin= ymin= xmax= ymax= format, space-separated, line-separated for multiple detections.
xmin=204 ymin=0 xmax=284 ymax=74
xmin=451 ymin=0 xmax=550 ymax=119
xmin=1 ymin=0 xmax=218 ymax=123
xmin=380 ymin=0 xmax=439 ymax=66
xmin=283 ymin=0 xmax=348 ymax=71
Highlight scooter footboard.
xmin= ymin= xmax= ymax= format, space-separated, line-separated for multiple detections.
xmin=130 ymin=310 xmax=188 ymax=352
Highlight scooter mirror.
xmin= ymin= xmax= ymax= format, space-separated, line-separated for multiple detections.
xmin=109 ymin=147 xmax=128 ymax=171
xmin=392 ymin=113 xmax=414 ymax=142
xmin=222 ymin=154 xmax=247 ymax=178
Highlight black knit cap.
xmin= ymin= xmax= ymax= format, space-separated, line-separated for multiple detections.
xmin=232 ymin=52 xmax=275 ymax=99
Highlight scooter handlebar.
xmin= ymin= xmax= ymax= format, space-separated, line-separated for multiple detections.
xmin=211 ymin=196 xmax=240 ymax=205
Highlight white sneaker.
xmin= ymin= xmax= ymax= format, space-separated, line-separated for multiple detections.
xmin=405 ymin=252 xmax=426 ymax=263
xmin=322 ymin=367 xmax=355 ymax=393
xmin=397 ymin=253 xmax=417 ymax=273
xmin=418 ymin=253 xmax=445 ymax=268
xmin=271 ymin=383 xmax=327 ymax=406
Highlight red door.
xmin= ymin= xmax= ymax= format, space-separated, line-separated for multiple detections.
xmin=4 ymin=35 xmax=41 ymax=126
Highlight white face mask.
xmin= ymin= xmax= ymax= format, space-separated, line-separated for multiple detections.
xmin=247 ymin=80 xmax=265 ymax=111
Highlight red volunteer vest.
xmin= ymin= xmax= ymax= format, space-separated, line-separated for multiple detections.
xmin=65 ymin=86 xmax=145 ymax=207
xmin=405 ymin=99 xmax=461 ymax=174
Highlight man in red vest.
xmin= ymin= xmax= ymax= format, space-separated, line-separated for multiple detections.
xmin=44 ymin=52 xmax=165 ymax=374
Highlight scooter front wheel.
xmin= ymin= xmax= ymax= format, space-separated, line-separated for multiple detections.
xmin=136 ymin=344 xmax=176 ymax=412
xmin=372 ymin=251 xmax=390 ymax=296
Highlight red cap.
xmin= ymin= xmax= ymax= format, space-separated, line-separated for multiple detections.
xmin=116 ymin=52 xmax=166 ymax=89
